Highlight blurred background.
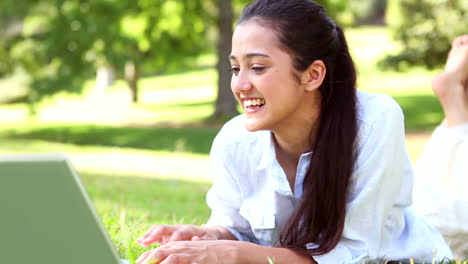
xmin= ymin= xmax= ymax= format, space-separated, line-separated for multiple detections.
xmin=0 ymin=0 xmax=467 ymax=260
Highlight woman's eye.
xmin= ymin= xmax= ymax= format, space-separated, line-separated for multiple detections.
xmin=230 ymin=67 xmax=240 ymax=75
xmin=251 ymin=66 xmax=266 ymax=73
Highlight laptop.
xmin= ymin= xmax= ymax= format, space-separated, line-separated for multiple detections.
xmin=0 ymin=154 xmax=130 ymax=264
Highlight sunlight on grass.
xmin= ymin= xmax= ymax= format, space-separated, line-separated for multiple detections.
xmin=0 ymin=104 xmax=30 ymax=122
xmin=346 ymin=26 xmax=402 ymax=74
xmin=138 ymin=68 xmax=216 ymax=92
xmin=0 ymin=68 xmax=29 ymax=104
xmin=405 ymin=132 xmax=431 ymax=163
xmin=0 ymin=138 xmax=212 ymax=181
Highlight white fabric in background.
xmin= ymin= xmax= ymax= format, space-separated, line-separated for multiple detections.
xmin=413 ymin=122 xmax=468 ymax=260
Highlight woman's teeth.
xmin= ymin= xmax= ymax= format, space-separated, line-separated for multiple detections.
xmin=244 ymin=99 xmax=266 ymax=108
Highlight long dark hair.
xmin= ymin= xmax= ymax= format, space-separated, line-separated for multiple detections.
xmin=238 ymin=0 xmax=358 ymax=256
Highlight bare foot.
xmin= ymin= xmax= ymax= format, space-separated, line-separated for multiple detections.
xmin=445 ymin=35 xmax=468 ymax=76
xmin=432 ymin=35 xmax=468 ymax=128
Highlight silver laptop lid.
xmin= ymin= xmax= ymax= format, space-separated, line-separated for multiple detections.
xmin=0 ymin=154 xmax=122 ymax=264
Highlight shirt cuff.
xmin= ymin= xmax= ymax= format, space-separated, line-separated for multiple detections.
xmin=203 ymin=223 xmax=256 ymax=243
xmin=205 ymin=215 xmax=256 ymax=243
xmin=307 ymin=243 xmax=368 ymax=264
xmin=223 ymin=227 xmax=247 ymax=241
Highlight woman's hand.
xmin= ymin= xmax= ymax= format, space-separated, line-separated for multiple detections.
xmin=136 ymin=240 xmax=316 ymax=264
xmin=136 ymin=240 xmax=239 ymax=264
xmin=137 ymin=224 xmax=221 ymax=247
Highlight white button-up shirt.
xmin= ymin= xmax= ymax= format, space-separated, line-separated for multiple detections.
xmin=206 ymin=91 xmax=453 ymax=264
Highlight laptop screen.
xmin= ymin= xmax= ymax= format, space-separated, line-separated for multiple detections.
xmin=0 ymin=154 xmax=122 ymax=264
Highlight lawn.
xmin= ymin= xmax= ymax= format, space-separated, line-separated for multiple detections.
xmin=0 ymin=26 xmax=463 ymax=263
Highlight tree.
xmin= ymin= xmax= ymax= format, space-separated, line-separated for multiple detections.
xmin=0 ymin=0 xmax=211 ymax=106
xmin=348 ymin=0 xmax=387 ymax=25
xmin=212 ymin=0 xmax=238 ymax=119
xmin=118 ymin=0 xmax=211 ymax=103
xmin=381 ymin=0 xmax=468 ymax=70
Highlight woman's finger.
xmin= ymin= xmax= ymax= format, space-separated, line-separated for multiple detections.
xmin=169 ymin=228 xmax=194 ymax=242
xmin=137 ymin=248 xmax=172 ymax=264
xmin=135 ymin=250 xmax=152 ymax=264
xmin=137 ymin=225 xmax=174 ymax=246
xmin=191 ymin=236 xmax=201 ymax=241
xmin=159 ymin=254 xmax=191 ymax=264
xmin=137 ymin=225 xmax=157 ymax=242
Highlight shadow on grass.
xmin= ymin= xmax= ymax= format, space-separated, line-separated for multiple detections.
xmin=392 ymin=94 xmax=444 ymax=132
xmin=2 ymin=124 xmax=219 ymax=154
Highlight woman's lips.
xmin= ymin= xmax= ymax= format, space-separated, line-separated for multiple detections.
xmin=243 ymin=98 xmax=266 ymax=113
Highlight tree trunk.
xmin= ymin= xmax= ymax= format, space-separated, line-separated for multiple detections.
xmin=125 ymin=62 xmax=139 ymax=103
xmin=212 ymin=0 xmax=238 ymax=119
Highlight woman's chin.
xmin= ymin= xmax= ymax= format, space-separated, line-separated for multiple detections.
xmin=244 ymin=118 xmax=267 ymax=132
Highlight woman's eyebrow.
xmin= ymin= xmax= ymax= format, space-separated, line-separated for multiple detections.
xmin=229 ymin=52 xmax=271 ymax=60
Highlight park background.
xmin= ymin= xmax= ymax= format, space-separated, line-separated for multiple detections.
xmin=0 ymin=0 xmax=467 ymax=262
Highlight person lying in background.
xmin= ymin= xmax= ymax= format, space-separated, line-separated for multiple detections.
xmin=413 ymin=35 xmax=468 ymax=260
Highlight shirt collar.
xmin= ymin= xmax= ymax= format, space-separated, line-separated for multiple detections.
xmin=256 ymin=131 xmax=275 ymax=170
xmin=255 ymin=131 xmax=313 ymax=171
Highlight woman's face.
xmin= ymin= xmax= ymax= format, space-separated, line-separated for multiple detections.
xmin=230 ymin=21 xmax=313 ymax=132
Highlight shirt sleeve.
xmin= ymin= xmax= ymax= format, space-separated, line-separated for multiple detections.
xmin=204 ymin=125 xmax=258 ymax=243
xmin=312 ymin=99 xmax=417 ymax=264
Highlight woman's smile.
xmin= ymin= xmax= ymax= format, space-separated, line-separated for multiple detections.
xmin=242 ymin=98 xmax=266 ymax=113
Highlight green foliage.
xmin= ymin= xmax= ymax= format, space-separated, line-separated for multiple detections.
xmin=314 ymin=0 xmax=387 ymax=26
xmin=314 ymin=0 xmax=348 ymax=24
xmin=348 ymin=0 xmax=386 ymax=25
xmin=233 ymin=0 xmax=382 ymax=26
xmin=120 ymin=0 xmax=213 ymax=74
xmin=0 ymin=0 xmax=213 ymax=104
xmin=1 ymin=0 xmax=124 ymax=101
xmin=381 ymin=0 xmax=468 ymax=70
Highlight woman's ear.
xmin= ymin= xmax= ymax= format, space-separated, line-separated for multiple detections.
xmin=301 ymin=60 xmax=326 ymax=92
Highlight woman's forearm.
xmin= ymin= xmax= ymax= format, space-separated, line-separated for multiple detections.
xmin=202 ymin=227 xmax=316 ymax=263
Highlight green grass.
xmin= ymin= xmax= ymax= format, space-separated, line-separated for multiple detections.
xmin=82 ymin=171 xmax=211 ymax=260
xmin=0 ymin=26 xmax=463 ymax=263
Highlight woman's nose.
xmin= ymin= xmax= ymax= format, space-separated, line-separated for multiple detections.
xmin=231 ymin=72 xmax=253 ymax=93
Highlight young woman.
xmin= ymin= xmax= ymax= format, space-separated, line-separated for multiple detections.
xmin=136 ymin=0 xmax=453 ymax=263
xmin=413 ymin=35 xmax=468 ymax=260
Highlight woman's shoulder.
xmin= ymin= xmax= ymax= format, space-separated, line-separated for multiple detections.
xmin=354 ymin=91 xmax=406 ymax=157
xmin=356 ymin=90 xmax=403 ymax=125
